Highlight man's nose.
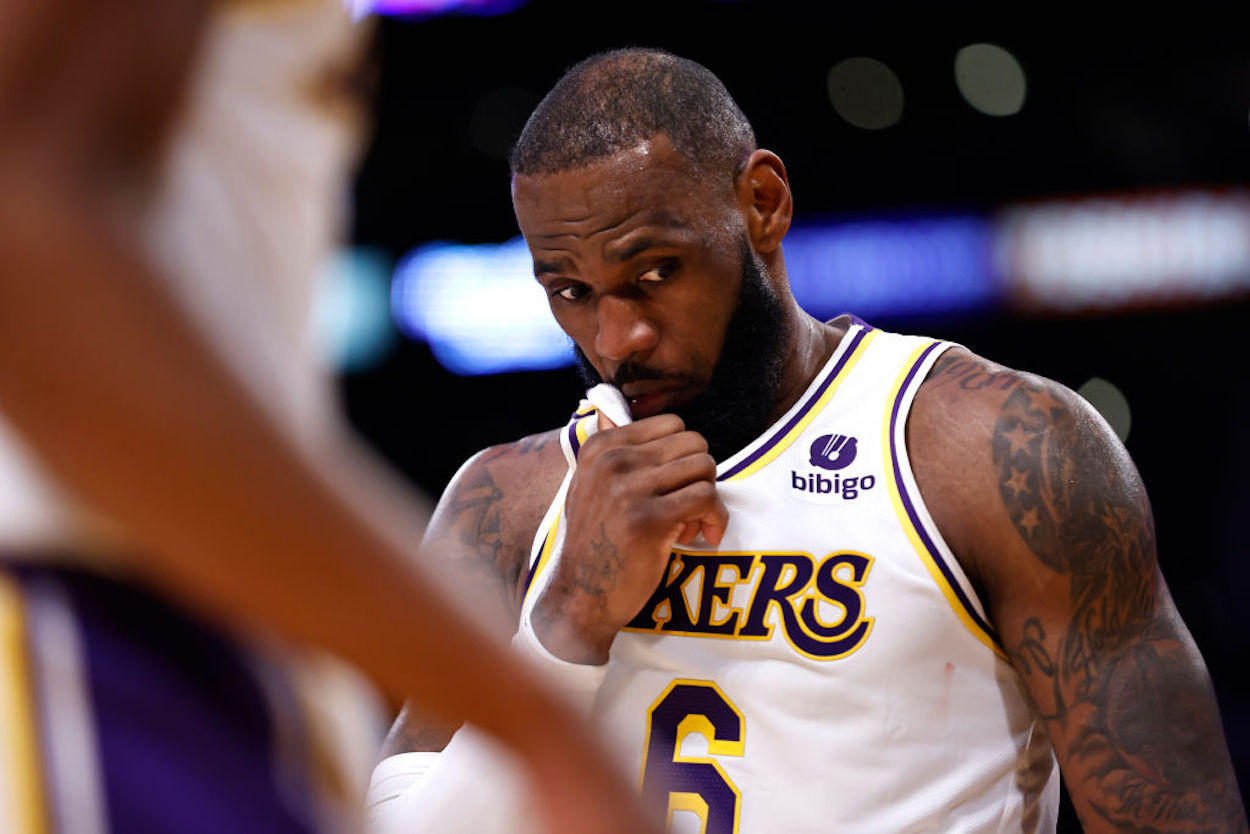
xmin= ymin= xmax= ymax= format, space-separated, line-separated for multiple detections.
xmin=594 ymin=294 xmax=658 ymax=362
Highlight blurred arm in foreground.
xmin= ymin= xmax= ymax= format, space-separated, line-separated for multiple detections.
xmin=0 ymin=1 xmax=654 ymax=832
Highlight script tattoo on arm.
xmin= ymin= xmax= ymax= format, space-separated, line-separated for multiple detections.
xmin=992 ymin=383 xmax=1247 ymax=832
xmin=435 ymin=463 xmax=517 ymax=590
xmin=423 ymin=442 xmax=552 ymax=623
xmin=924 ymin=352 xmax=1027 ymax=394
xmin=511 ymin=432 xmax=554 ymax=456
xmin=378 ymin=434 xmax=565 ymax=756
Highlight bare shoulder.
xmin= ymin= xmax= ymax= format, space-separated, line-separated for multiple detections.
xmin=422 ymin=428 xmax=568 ymax=621
xmin=906 ymin=345 xmax=1143 ymax=596
xmin=908 ymin=347 xmax=1247 ymax=832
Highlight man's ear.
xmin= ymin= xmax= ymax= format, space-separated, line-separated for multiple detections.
xmin=735 ymin=150 xmax=792 ymax=254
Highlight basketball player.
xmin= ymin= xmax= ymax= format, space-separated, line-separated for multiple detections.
xmin=370 ymin=49 xmax=1248 ymax=833
xmin=0 ymin=3 xmax=657 ymax=833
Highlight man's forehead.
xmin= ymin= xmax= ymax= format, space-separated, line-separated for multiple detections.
xmin=516 ymin=137 xmax=701 ymax=197
xmin=511 ymin=137 xmax=723 ymax=230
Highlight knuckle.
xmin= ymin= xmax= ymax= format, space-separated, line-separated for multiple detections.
xmin=684 ymin=480 xmax=717 ymax=505
xmin=681 ymin=430 xmax=709 ymax=454
xmin=597 ymin=445 xmax=632 ymax=474
xmin=677 ymin=453 xmax=717 ymax=483
xmin=578 ymin=433 xmax=605 ymax=460
xmin=624 ymin=502 xmax=655 ymax=531
xmin=655 ymin=413 xmax=685 ymax=433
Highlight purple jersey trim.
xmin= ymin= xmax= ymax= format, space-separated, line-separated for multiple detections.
xmin=566 ymin=415 xmax=582 ymax=458
xmin=887 ymin=343 xmax=1003 ymax=648
xmin=841 ymin=312 xmax=875 ymax=331
xmin=718 ymin=326 xmax=869 ymax=481
xmin=520 ymin=525 xmax=554 ymax=602
xmin=566 ymin=411 xmax=597 ymax=459
xmin=4 ymin=563 xmax=321 ymax=834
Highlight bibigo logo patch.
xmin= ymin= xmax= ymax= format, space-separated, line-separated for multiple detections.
xmin=791 ymin=433 xmax=876 ymax=502
xmin=810 ymin=433 xmax=857 ymax=470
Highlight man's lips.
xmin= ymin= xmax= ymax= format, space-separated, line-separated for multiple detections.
xmin=619 ymin=380 xmax=691 ymax=419
xmin=625 ymin=391 xmax=673 ymax=420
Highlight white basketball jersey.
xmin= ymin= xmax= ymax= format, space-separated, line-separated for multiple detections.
xmin=521 ymin=322 xmax=1060 ymax=834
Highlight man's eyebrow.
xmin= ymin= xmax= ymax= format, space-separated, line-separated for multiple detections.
xmin=532 ymin=258 xmax=564 ymax=278
xmin=611 ymin=238 xmax=667 ymax=263
xmin=603 ymin=209 xmax=692 ymax=263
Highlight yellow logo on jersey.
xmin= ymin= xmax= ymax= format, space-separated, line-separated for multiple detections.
xmin=623 ymin=550 xmax=874 ymax=661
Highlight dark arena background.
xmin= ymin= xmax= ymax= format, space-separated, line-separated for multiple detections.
xmin=335 ymin=2 xmax=1249 ymax=828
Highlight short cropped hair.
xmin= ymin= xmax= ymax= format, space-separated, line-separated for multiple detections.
xmin=510 ymin=48 xmax=756 ymax=181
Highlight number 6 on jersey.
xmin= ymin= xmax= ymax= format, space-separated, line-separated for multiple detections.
xmin=640 ymin=680 xmax=745 ymax=833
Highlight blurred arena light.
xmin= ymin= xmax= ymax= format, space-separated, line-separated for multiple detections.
xmin=783 ymin=215 xmax=997 ymax=319
xmin=314 ymin=247 xmax=397 ymax=372
xmin=391 ymin=188 xmax=1250 ymax=376
xmin=999 ymin=190 xmax=1250 ymax=310
xmin=392 ymin=217 xmax=995 ymax=375
xmin=827 ymin=57 xmax=905 ymax=130
xmin=391 ymin=237 xmax=570 ymax=375
xmin=355 ymin=0 xmax=528 ymax=19
xmin=1077 ymin=377 xmax=1132 ymax=442
xmin=954 ymin=43 xmax=1027 ymax=117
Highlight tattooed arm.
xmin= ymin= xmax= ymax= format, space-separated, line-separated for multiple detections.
xmin=378 ymin=430 xmax=568 ymax=757
xmin=911 ymin=348 xmax=1247 ymax=833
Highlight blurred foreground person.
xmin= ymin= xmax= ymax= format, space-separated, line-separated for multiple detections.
xmin=0 ymin=3 xmax=658 ymax=833
xmin=371 ymin=48 xmax=1248 ymax=833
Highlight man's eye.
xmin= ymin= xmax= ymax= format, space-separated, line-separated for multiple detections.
xmin=553 ymin=284 xmax=589 ymax=301
xmin=639 ymin=261 xmax=677 ymax=283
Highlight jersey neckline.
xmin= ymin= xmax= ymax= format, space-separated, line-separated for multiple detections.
xmin=717 ymin=321 xmax=876 ymax=482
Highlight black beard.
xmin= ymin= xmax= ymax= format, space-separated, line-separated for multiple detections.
xmin=574 ymin=240 xmax=788 ymax=461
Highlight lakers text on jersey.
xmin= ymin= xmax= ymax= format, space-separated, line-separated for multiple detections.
xmin=522 ymin=321 xmax=1060 ymax=834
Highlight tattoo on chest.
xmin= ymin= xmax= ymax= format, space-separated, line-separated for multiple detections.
xmin=992 ymin=384 xmax=1246 ymax=831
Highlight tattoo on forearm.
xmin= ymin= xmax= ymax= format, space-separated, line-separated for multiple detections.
xmin=571 ymin=522 xmax=625 ymax=600
xmin=993 ymin=383 xmax=1247 ymax=831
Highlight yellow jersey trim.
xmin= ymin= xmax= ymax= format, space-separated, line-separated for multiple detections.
xmin=881 ymin=342 xmax=1007 ymax=660
xmin=722 ymin=329 xmax=878 ymax=482
xmin=521 ymin=509 xmax=562 ymax=609
xmin=0 ymin=574 xmax=49 ymax=834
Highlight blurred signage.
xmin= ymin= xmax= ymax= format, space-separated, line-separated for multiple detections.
xmin=385 ymin=188 xmax=1250 ymax=375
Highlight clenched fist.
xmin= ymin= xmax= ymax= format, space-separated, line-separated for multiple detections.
xmin=532 ymin=411 xmax=728 ymax=665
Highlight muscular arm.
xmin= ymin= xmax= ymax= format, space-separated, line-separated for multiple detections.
xmin=912 ymin=349 xmax=1247 ymax=833
xmin=0 ymin=0 xmax=595 ymax=774
xmin=379 ymin=433 xmax=567 ymax=758
xmin=0 ymin=7 xmax=664 ymax=832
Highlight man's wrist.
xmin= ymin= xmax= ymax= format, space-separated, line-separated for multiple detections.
xmin=512 ymin=617 xmax=607 ymax=717
xmin=530 ymin=588 xmax=616 ymax=665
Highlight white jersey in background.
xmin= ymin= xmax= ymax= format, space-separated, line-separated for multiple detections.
xmin=0 ymin=3 xmax=384 ymax=828
xmin=0 ymin=0 xmax=361 ymax=561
